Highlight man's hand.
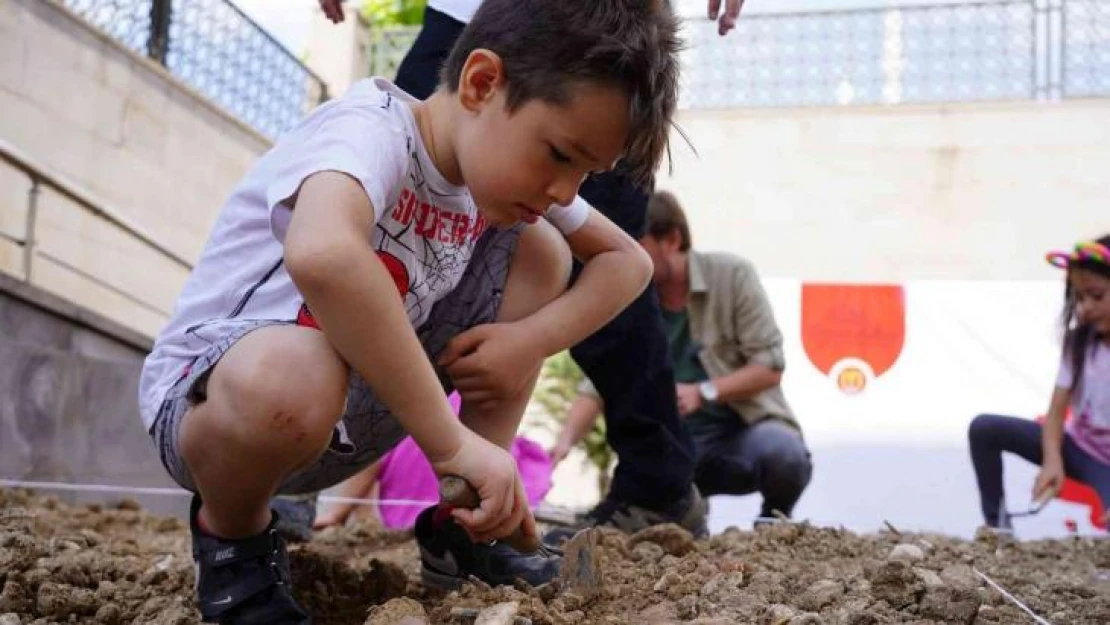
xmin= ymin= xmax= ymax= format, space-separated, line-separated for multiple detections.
xmin=319 ymin=0 xmax=345 ymax=24
xmin=676 ymin=383 xmax=705 ymax=417
xmin=707 ymin=0 xmax=745 ymax=36
xmin=439 ymin=322 xmax=544 ymax=411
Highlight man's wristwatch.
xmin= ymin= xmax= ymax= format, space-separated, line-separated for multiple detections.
xmin=698 ymin=380 xmax=719 ymax=403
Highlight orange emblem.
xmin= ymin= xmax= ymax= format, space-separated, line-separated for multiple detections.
xmin=801 ymin=284 xmax=906 ymax=395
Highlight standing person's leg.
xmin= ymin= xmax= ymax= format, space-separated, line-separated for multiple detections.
xmin=967 ymin=414 xmax=1046 ymax=527
xmin=392 ymin=7 xmax=467 ymax=99
xmin=692 ymin=418 xmax=811 ymax=519
xmin=392 ymin=6 xmax=701 ymax=536
xmin=568 ymin=172 xmax=702 ymax=532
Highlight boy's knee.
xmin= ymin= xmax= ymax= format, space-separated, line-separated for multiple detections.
xmin=502 ymin=221 xmax=571 ymax=319
xmin=204 ymin=328 xmax=347 ymax=446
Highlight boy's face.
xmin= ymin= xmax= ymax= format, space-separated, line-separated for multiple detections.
xmin=1070 ymin=268 xmax=1110 ymax=336
xmin=454 ymin=54 xmax=630 ymax=227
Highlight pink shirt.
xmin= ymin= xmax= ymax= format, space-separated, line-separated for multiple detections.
xmin=375 ymin=393 xmax=554 ymax=529
xmin=1058 ymin=339 xmax=1110 ymax=465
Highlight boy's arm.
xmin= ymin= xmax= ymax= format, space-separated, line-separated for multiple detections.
xmin=525 ymin=208 xmax=654 ymax=354
xmin=440 ymin=209 xmax=651 ymax=407
xmin=284 ymin=171 xmax=529 ymax=542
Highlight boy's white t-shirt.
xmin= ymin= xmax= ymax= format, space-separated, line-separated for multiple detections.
xmin=138 ymin=77 xmax=589 ymax=430
xmin=1057 ymin=339 xmax=1110 ymax=464
xmin=428 ymin=0 xmax=481 ymax=23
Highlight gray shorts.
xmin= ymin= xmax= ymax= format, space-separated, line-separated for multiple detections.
xmin=149 ymin=226 xmax=521 ymax=495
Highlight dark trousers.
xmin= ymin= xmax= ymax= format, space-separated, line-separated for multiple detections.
xmin=392 ymin=7 xmax=465 ymax=100
xmin=968 ymin=414 xmax=1110 ymax=527
xmin=690 ymin=418 xmax=811 ymax=518
xmin=393 ymin=10 xmax=696 ymax=506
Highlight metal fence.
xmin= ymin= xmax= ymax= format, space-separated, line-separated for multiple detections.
xmin=62 ymin=0 xmax=328 ymax=138
xmin=681 ymin=0 xmax=1110 ymax=109
xmin=1064 ymin=0 xmax=1110 ymax=96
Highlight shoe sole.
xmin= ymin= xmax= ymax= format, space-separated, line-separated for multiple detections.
xmin=421 ymin=566 xmax=465 ymax=591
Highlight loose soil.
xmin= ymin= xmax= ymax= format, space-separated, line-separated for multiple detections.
xmin=2 ymin=489 xmax=1108 ymax=624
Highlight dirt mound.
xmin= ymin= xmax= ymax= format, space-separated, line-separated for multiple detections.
xmin=2 ymin=488 xmax=1108 ymax=624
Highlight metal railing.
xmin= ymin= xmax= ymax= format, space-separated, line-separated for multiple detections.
xmin=680 ymin=0 xmax=1110 ymax=109
xmin=0 ymin=138 xmax=191 ymax=319
xmin=61 ymin=0 xmax=329 ymax=138
xmin=1063 ymin=0 xmax=1110 ymax=97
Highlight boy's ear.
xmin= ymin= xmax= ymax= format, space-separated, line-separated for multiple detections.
xmin=457 ymin=49 xmax=505 ymax=112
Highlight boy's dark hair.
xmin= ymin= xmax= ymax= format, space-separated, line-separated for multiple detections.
xmin=645 ymin=190 xmax=690 ymax=251
xmin=1062 ymin=232 xmax=1110 ymax=389
xmin=440 ymin=0 xmax=681 ymax=186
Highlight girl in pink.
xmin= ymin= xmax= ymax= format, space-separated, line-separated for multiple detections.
xmin=969 ymin=235 xmax=1110 ymax=530
xmin=315 ymin=392 xmax=553 ymax=530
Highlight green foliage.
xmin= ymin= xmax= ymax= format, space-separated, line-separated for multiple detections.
xmin=360 ymin=0 xmax=427 ymax=26
xmin=530 ymin=352 xmax=614 ymax=495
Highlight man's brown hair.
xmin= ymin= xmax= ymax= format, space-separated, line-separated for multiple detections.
xmin=646 ymin=190 xmax=690 ymax=251
xmin=440 ymin=0 xmax=681 ymax=186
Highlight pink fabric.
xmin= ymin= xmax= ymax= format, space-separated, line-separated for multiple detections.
xmin=375 ymin=392 xmax=554 ymax=529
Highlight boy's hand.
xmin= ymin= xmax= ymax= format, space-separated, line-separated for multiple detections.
xmin=432 ymin=430 xmax=537 ymax=543
xmin=439 ymin=322 xmax=544 ymax=410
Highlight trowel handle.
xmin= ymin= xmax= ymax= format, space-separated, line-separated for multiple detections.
xmin=438 ymin=475 xmax=540 ymax=553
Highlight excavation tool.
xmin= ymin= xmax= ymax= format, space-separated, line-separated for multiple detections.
xmin=437 ymin=475 xmax=603 ymax=596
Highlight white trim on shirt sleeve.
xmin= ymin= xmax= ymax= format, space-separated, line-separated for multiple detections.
xmin=265 ymin=109 xmax=407 ymax=243
xmin=544 ymin=195 xmax=591 ymax=235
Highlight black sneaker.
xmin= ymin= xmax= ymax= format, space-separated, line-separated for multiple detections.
xmin=189 ymin=496 xmax=311 ymax=624
xmin=542 ymin=485 xmax=709 ymax=547
xmin=414 ymin=505 xmax=562 ymax=590
xmin=270 ymin=493 xmax=318 ymax=544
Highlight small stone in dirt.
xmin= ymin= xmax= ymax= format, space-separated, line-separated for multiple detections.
xmin=762 ymin=603 xmax=795 ymax=624
xmin=94 ymin=603 xmax=121 ymax=625
xmin=788 ymin=614 xmax=824 ymax=625
xmin=919 ymin=587 xmax=980 ymax=624
xmin=700 ymin=572 xmax=745 ymax=600
xmin=912 ymin=568 xmax=944 ymax=590
xmin=677 ymin=595 xmax=698 ymax=619
xmin=449 ymin=606 xmax=481 ymax=619
xmin=653 ymin=572 xmax=681 ymax=593
xmin=939 ymin=564 xmax=980 ymax=591
xmin=0 ymin=580 xmax=32 ymax=613
xmin=474 ymin=601 xmax=520 ymax=625
xmin=632 ymin=541 xmax=665 ymax=563
xmin=0 ymin=613 xmax=18 ymax=625
xmin=797 ymin=579 xmax=843 ymax=611
xmin=888 ymin=543 xmax=925 ymax=563
xmin=640 ymin=600 xmax=679 ymax=623
xmin=866 ymin=561 xmax=924 ymax=609
xmin=365 ymin=597 xmax=427 ymax=625
xmin=629 ymin=523 xmax=695 ymax=556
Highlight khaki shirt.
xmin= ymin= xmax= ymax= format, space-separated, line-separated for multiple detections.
xmin=579 ymin=250 xmax=800 ymax=432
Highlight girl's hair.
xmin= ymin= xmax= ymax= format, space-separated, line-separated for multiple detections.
xmin=1061 ymin=233 xmax=1110 ymax=386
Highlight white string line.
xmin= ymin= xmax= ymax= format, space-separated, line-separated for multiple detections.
xmin=0 ymin=478 xmax=571 ymax=517
xmin=974 ymin=568 xmax=1053 ymax=625
xmin=0 ymin=478 xmax=434 ymax=508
